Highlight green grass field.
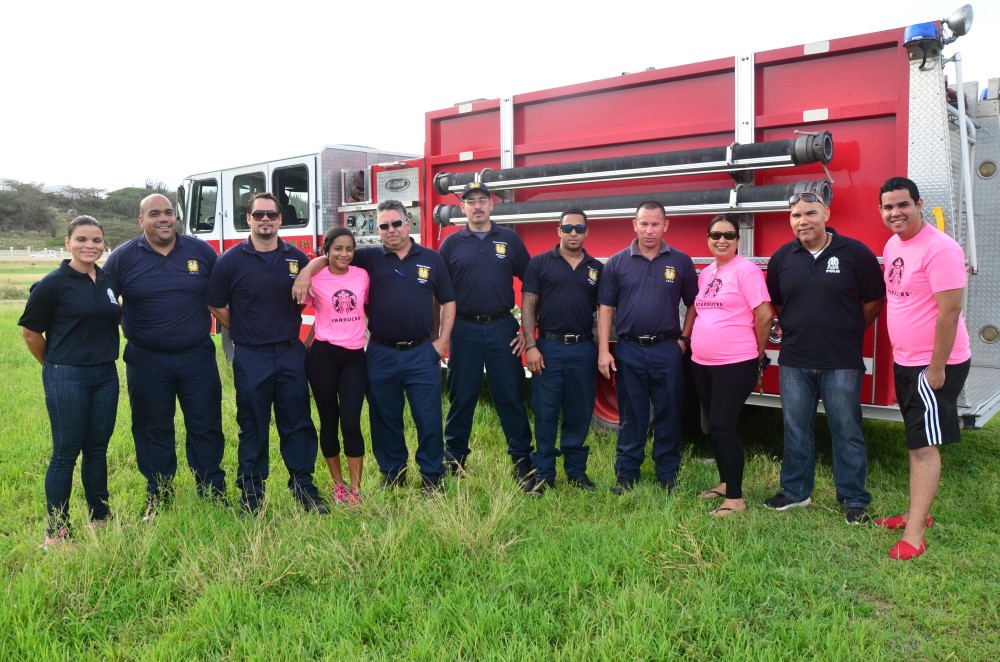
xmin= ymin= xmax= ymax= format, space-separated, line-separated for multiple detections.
xmin=2 ymin=266 xmax=999 ymax=660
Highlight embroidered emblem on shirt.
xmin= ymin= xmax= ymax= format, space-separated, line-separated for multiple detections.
xmin=887 ymin=257 xmax=904 ymax=287
xmin=187 ymin=260 xmax=199 ymax=273
xmin=664 ymin=267 xmax=676 ymax=282
xmin=703 ymin=278 xmax=723 ymax=298
xmin=289 ymin=261 xmax=300 ymax=275
xmin=495 ymin=242 xmax=507 ymax=256
xmin=587 ymin=267 xmax=598 ymax=285
xmin=106 ymin=288 xmax=117 ymax=304
xmin=825 ymin=256 xmax=841 ymax=274
xmin=332 ymin=289 xmax=358 ymax=314
xmin=417 ymin=266 xmax=430 ymax=283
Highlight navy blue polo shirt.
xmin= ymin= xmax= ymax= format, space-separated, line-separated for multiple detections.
xmin=104 ymin=233 xmax=217 ymax=352
xmin=522 ymin=244 xmax=603 ymax=335
xmin=206 ymin=238 xmax=307 ymax=346
xmin=596 ymin=239 xmax=698 ymax=337
xmin=766 ymin=227 xmax=885 ymax=370
xmin=353 ymin=241 xmax=455 ymax=342
xmin=18 ymin=261 xmax=120 ymax=365
xmin=439 ymin=222 xmax=530 ymax=316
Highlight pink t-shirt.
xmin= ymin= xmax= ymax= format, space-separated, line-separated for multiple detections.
xmin=691 ymin=255 xmax=770 ymax=366
xmin=884 ymin=223 xmax=971 ymax=366
xmin=304 ymin=265 xmax=369 ymax=350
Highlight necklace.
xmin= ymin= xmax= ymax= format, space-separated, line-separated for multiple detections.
xmin=808 ymin=232 xmax=831 ymax=258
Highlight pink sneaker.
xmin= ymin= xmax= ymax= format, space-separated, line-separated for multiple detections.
xmin=332 ymin=483 xmax=351 ymax=505
xmin=348 ymin=488 xmax=361 ymax=506
xmin=41 ymin=528 xmax=70 ymax=551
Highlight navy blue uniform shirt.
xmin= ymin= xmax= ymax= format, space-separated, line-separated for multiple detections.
xmin=18 ymin=261 xmax=120 ymax=365
xmin=522 ymin=244 xmax=603 ymax=335
xmin=353 ymin=241 xmax=455 ymax=342
xmin=206 ymin=238 xmax=306 ymax=346
xmin=596 ymin=239 xmax=697 ymax=337
xmin=439 ymin=222 xmax=530 ymax=316
xmin=766 ymin=228 xmax=885 ymax=370
xmin=104 ymin=233 xmax=217 ymax=352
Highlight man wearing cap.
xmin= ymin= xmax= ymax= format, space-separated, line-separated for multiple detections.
xmin=877 ymin=176 xmax=971 ymax=560
xmin=206 ymin=192 xmax=328 ymax=514
xmin=104 ymin=193 xmax=227 ymax=519
xmin=521 ymin=208 xmax=603 ymax=495
xmin=439 ymin=181 xmax=534 ymax=488
xmin=764 ymin=190 xmax=884 ymax=524
xmin=292 ymin=200 xmax=457 ymax=491
xmin=597 ymin=201 xmax=698 ymax=494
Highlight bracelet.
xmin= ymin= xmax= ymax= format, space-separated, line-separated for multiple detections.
xmin=524 ymin=344 xmax=537 ymax=351
xmin=678 ymin=335 xmax=691 ymax=345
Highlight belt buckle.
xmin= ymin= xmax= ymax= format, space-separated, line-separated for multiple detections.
xmin=564 ymin=334 xmax=582 ymax=344
xmin=637 ymin=335 xmax=656 ymax=346
xmin=474 ymin=314 xmax=490 ymax=324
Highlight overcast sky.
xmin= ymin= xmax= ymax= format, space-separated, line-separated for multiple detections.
xmin=1 ymin=0 xmax=994 ymax=192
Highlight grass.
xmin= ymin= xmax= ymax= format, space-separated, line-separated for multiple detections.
xmin=1 ymin=290 xmax=999 ymax=659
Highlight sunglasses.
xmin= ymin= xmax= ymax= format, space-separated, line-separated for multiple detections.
xmin=708 ymin=231 xmax=738 ymax=240
xmin=378 ymin=219 xmax=405 ymax=231
xmin=250 ymin=210 xmax=280 ymax=220
xmin=788 ymin=192 xmax=825 ymax=206
xmin=560 ymin=224 xmax=588 ymax=234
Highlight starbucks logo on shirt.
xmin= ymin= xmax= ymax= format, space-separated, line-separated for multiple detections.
xmin=332 ymin=289 xmax=358 ymax=314
xmin=703 ymin=278 xmax=723 ymax=298
xmin=887 ymin=257 xmax=904 ymax=287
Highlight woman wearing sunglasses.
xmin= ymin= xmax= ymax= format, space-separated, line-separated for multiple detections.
xmin=18 ymin=216 xmax=121 ymax=547
xmin=689 ymin=216 xmax=773 ymax=516
xmin=304 ymin=227 xmax=370 ymax=505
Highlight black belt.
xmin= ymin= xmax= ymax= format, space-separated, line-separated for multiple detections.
xmin=540 ymin=331 xmax=594 ymax=344
xmin=372 ymin=336 xmax=429 ymax=351
xmin=457 ymin=312 xmax=509 ymax=324
xmin=618 ymin=332 xmax=678 ymax=346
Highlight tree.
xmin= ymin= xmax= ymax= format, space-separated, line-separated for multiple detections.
xmin=0 ymin=181 xmax=58 ymax=235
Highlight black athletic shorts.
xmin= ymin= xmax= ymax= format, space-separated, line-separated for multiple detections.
xmin=893 ymin=359 xmax=971 ymax=449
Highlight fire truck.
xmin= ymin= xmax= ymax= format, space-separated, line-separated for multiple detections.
xmin=179 ymin=5 xmax=1000 ymax=430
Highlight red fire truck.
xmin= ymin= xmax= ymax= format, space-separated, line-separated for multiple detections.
xmin=179 ymin=5 xmax=999 ymax=429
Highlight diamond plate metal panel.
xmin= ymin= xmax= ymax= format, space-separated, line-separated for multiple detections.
xmin=964 ymin=112 xmax=1000 ymax=367
xmin=318 ymin=146 xmax=415 ymax=235
xmin=908 ymin=57 xmax=958 ymax=235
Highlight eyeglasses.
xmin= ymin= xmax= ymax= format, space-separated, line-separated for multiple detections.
xmin=463 ymin=197 xmax=491 ymax=206
xmin=560 ymin=224 xmax=588 ymax=234
xmin=788 ymin=192 xmax=825 ymax=206
xmin=250 ymin=210 xmax=280 ymax=220
xmin=378 ymin=219 xmax=405 ymax=231
xmin=708 ymin=231 xmax=738 ymax=240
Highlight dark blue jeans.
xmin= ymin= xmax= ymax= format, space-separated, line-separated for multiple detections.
xmin=42 ymin=362 xmax=118 ymax=533
xmin=445 ymin=315 xmax=533 ymax=465
xmin=124 ymin=337 xmax=226 ymax=499
xmin=778 ymin=366 xmax=871 ymax=508
xmin=530 ymin=338 xmax=597 ymax=483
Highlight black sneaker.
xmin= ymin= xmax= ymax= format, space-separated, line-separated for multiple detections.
xmin=657 ymin=476 xmax=678 ymax=493
xmin=142 ymin=498 xmax=158 ymax=522
xmin=299 ymin=497 xmax=331 ymax=515
xmin=845 ymin=507 xmax=872 ymax=525
xmin=381 ymin=473 xmax=407 ymax=490
xmin=513 ymin=459 xmax=535 ymax=491
xmin=422 ymin=476 xmax=445 ymax=497
xmin=567 ymin=474 xmax=597 ymax=491
xmin=446 ymin=455 xmax=467 ymax=477
xmin=611 ymin=479 xmax=635 ymax=496
xmin=527 ymin=480 xmax=552 ymax=498
xmin=762 ymin=492 xmax=811 ymax=511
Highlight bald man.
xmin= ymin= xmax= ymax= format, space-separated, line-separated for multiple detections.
xmin=104 ymin=194 xmax=227 ymax=518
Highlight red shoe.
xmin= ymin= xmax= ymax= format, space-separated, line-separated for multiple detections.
xmin=888 ymin=538 xmax=927 ymax=560
xmin=875 ymin=514 xmax=933 ymax=530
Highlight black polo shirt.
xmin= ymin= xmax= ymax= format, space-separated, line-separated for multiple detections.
xmin=206 ymin=238 xmax=307 ymax=346
xmin=766 ymin=227 xmax=885 ymax=370
xmin=522 ymin=244 xmax=603 ymax=335
xmin=18 ymin=261 xmax=120 ymax=365
xmin=596 ymin=239 xmax=698 ymax=337
xmin=439 ymin=222 xmax=530 ymax=316
xmin=104 ymin=233 xmax=217 ymax=352
xmin=353 ymin=241 xmax=455 ymax=342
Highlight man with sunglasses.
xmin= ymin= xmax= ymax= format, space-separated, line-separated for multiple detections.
xmin=597 ymin=201 xmax=698 ymax=494
xmin=764 ymin=190 xmax=884 ymax=524
xmin=439 ymin=182 xmax=534 ymax=488
xmin=207 ymin=192 xmax=328 ymax=515
xmin=520 ymin=208 xmax=603 ymax=495
xmin=104 ymin=193 xmax=227 ymax=520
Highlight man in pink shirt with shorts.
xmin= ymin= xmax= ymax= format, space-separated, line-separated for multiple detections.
xmin=878 ymin=177 xmax=972 ymax=560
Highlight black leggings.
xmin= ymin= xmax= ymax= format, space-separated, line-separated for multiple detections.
xmin=305 ymin=341 xmax=367 ymax=458
xmin=691 ymin=358 xmax=759 ymax=499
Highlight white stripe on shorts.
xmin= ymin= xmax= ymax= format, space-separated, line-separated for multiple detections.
xmin=917 ymin=369 xmax=942 ymax=446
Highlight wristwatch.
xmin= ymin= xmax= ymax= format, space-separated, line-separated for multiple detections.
xmin=678 ymin=335 xmax=690 ymax=345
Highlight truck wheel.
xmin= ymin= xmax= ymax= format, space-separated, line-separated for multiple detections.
xmin=591 ymin=370 xmax=619 ymax=432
